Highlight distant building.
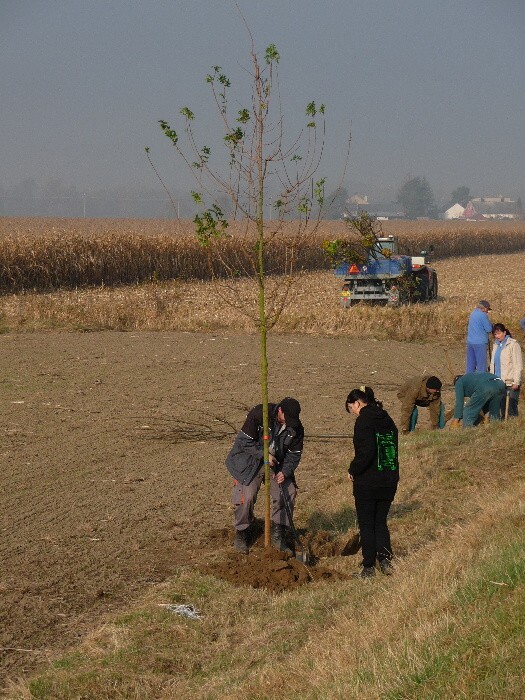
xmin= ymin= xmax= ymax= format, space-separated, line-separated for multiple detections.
xmin=462 ymin=201 xmax=486 ymax=220
xmin=444 ymin=203 xmax=466 ymax=219
xmin=344 ymin=197 xmax=406 ymax=219
xmin=464 ymin=197 xmax=518 ymax=220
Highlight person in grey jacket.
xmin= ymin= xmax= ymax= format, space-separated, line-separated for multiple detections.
xmin=226 ymin=398 xmax=304 ymax=554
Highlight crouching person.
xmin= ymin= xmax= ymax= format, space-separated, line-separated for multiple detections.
xmin=226 ymin=398 xmax=304 ymax=555
xmin=450 ymin=373 xmax=506 ymax=428
xmin=397 ymin=375 xmax=444 ymax=433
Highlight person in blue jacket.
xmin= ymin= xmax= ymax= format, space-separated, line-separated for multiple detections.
xmin=466 ymin=300 xmax=493 ymax=373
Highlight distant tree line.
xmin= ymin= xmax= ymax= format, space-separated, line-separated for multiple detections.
xmin=0 ymin=178 xmax=193 ymax=218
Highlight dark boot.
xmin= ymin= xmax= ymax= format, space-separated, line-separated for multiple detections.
xmin=234 ymin=529 xmax=249 ymax=554
xmin=352 ymin=566 xmax=376 ymax=579
xmin=271 ymin=523 xmax=293 ymax=555
xmin=379 ymin=559 xmax=394 ymax=576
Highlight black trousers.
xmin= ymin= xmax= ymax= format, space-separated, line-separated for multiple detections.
xmin=354 ymin=485 xmax=397 ymax=568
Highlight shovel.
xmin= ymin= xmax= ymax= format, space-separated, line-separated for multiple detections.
xmin=504 ymin=388 xmax=510 ymax=421
xmin=278 ymin=483 xmax=312 ymax=565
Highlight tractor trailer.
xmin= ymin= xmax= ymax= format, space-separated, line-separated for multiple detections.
xmin=334 ymin=235 xmax=438 ymax=307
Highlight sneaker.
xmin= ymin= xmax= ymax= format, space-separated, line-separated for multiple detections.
xmin=234 ymin=529 xmax=249 ymax=554
xmin=352 ymin=566 xmax=375 ymax=579
xmin=379 ymin=559 xmax=394 ymax=576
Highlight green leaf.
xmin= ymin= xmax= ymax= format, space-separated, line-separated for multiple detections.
xmin=237 ymin=108 xmax=250 ymax=124
xmin=224 ymin=127 xmax=244 ymax=147
xmin=265 ymin=44 xmax=280 ymax=64
xmin=158 ymin=120 xmax=178 ymax=146
xmin=314 ymin=177 xmax=326 ymax=207
xmin=180 ymin=107 xmax=195 ymax=120
xmin=306 ymin=101 xmax=316 ymax=117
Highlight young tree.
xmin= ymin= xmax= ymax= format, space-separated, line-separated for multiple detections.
xmin=148 ymin=22 xmax=337 ymax=547
xmin=323 ymin=211 xmax=389 ymax=266
xmin=397 ymin=176 xmax=435 ymax=219
xmin=323 ymin=186 xmax=349 ymax=220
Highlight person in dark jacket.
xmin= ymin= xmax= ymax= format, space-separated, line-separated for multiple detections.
xmin=346 ymin=386 xmax=399 ymax=578
xmin=226 ymin=398 xmax=304 ymax=554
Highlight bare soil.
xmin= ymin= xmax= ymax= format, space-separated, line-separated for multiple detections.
xmin=0 ymin=330 xmax=463 ymax=685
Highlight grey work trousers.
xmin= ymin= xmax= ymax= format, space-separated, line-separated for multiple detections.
xmin=232 ymin=469 xmax=297 ymax=531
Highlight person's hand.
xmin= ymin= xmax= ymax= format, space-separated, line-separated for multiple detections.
xmin=512 ymin=384 xmax=519 ymax=391
xmin=274 ymin=471 xmax=285 ymax=484
xmin=268 ymin=454 xmax=277 ymax=467
xmin=348 ymin=473 xmax=353 ymax=482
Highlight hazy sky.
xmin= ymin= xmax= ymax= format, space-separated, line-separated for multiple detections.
xmin=2 ymin=0 xmax=524 ymax=202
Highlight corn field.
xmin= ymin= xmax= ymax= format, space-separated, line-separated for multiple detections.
xmin=0 ymin=217 xmax=524 ymax=293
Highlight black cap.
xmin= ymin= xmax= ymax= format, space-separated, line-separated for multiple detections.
xmin=279 ymin=397 xmax=301 ymax=428
xmin=425 ymin=376 xmax=442 ymax=391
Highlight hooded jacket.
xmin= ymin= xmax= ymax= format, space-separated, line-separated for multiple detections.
xmin=226 ymin=403 xmax=304 ymax=485
xmin=349 ymin=403 xmax=399 ymax=489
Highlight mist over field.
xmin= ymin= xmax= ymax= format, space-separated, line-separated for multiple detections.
xmin=1 ymin=1 xmax=524 ymax=217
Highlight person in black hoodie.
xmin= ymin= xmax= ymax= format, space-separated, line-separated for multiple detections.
xmin=346 ymin=386 xmax=399 ymax=578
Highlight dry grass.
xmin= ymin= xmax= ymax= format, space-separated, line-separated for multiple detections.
xmin=1 ymin=250 xmax=524 ymax=341
xmin=0 ymin=217 xmax=524 ymax=293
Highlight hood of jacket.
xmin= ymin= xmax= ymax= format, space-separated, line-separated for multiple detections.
xmin=357 ymin=402 xmax=392 ymax=428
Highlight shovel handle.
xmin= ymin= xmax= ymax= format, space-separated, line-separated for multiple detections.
xmin=504 ymin=388 xmax=510 ymax=421
xmin=278 ymin=483 xmax=304 ymax=547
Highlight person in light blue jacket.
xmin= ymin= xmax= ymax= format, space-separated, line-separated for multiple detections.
xmin=466 ymin=300 xmax=493 ymax=373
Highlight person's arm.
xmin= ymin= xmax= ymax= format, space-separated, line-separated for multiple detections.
xmin=276 ymin=428 xmax=304 ymax=480
xmin=489 ymin=346 xmax=495 ymax=374
xmin=510 ymin=342 xmax=523 ymax=388
xmin=349 ymin=424 xmax=376 ymax=476
xmin=453 ymin=381 xmax=465 ymax=419
xmin=428 ymin=398 xmax=441 ymax=429
xmin=398 ymin=381 xmax=418 ymax=432
xmin=483 ymin=314 xmax=493 ymax=335
xmin=279 ymin=449 xmax=302 ymax=480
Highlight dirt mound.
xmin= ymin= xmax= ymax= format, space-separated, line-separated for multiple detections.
xmin=306 ymin=530 xmax=343 ymax=558
xmin=200 ymin=547 xmax=348 ymax=593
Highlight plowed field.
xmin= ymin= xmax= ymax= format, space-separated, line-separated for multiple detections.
xmin=0 ymin=330 xmax=463 ymax=684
